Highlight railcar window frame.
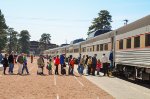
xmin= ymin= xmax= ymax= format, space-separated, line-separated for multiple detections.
xmin=93 ymin=45 xmax=95 ymax=51
xmin=119 ymin=39 xmax=123 ymax=49
xmin=100 ymin=44 xmax=103 ymax=51
xmin=134 ymin=36 xmax=140 ymax=48
xmin=96 ymin=45 xmax=99 ymax=51
xmin=82 ymin=47 xmax=86 ymax=52
xmin=74 ymin=48 xmax=79 ymax=53
xmin=104 ymin=43 xmax=108 ymax=51
xmin=126 ymin=38 xmax=131 ymax=49
xmin=145 ymin=33 xmax=150 ymax=47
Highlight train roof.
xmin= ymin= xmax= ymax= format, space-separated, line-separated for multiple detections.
xmin=116 ymin=15 xmax=150 ymax=35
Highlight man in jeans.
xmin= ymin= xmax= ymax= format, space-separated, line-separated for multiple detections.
xmin=22 ymin=54 xmax=29 ymax=74
xmin=8 ymin=52 xmax=14 ymax=74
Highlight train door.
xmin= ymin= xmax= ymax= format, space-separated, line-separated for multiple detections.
xmin=111 ymin=35 xmax=116 ymax=68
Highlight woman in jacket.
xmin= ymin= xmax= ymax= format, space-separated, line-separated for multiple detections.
xmin=2 ymin=54 xmax=9 ymax=75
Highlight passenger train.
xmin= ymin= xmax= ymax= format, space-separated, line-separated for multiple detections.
xmin=44 ymin=15 xmax=150 ymax=81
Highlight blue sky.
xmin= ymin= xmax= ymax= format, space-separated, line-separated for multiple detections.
xmin=0 ymin=0 xmax=150 ymax=45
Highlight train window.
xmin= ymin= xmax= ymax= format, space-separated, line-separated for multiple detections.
xmin=97 ymin=45 xmax=99 ymax=51
xmin=134 ymin=36 xmax=140 ymax=48
xmin=145 ymin=34 xmax=150 ymax=46
xmin=93 ymin=45 xmax=95 ymax=51
xmin=74 ymin=49 xmax=79 ymax=53
xmin=87 ymin=48 xmax=89 ymax=52
xmin=104 ymin=44 xmax=108 ymax=50
xmin=126 ymin=38 xmax=131 ymax=48
xmin=66 ymin=50 xmax=69 ymax=53
xmin=100 ymin=44 xmax=103 ymax=51
xmin=82 ymin=47 xmax=86 ymax=52
xmin=90 ymin=48 xmax=92 ymax=52
xmin=119 ymin=39 xmax=123 ymax=49
xmin=69 ymin=49 xmax=73 ymax=53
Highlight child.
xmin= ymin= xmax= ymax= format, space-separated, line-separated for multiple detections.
xmin=97 ymin=59 xmax=102 ymax=75
xmin=46 ymin=62 xmax=52 ymax=75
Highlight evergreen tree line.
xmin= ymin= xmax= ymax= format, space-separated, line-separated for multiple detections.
xmin=0 ymin=10 xmax=52 ymax=54
xmin=0 ymin=10 xmax=30 ymax=54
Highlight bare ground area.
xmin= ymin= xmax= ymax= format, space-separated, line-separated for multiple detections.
xmin=0 ymin=57 xmax=114 ymax=99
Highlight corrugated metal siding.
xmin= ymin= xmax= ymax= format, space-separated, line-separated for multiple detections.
xmin=116 ymin=48 xmax=150 ymax=68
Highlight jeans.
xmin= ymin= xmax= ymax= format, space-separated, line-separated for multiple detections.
xmin=9 ymin=63 xmax=14 ymax=73
xmin=22 ymin=64 xmax=29 ymax=74
xmin=78 ymin=65 xmax=84 ymax=74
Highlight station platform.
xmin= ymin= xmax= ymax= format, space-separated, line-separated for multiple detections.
xmin=74 ymin=65 xmax=150 ymax=99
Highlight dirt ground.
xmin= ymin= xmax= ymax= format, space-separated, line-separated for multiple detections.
xmin=0 ymin=57 xmax=114 ymax=99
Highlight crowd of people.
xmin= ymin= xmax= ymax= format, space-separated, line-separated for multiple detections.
xmin=0 ymin=52 xmax=32 ymax=75
xmin=36 ymin=51 xmax=114 ymax=76
xmin=0 ymin=51 xmax=113 ymax=77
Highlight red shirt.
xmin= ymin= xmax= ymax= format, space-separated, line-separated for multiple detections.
xmin=69 ymin=59 xmax=75 ymax=68
xmin=55 ymin=57 xmax=60 ymax=65
xmin=97 ymin=62 xmax=101 ymax=69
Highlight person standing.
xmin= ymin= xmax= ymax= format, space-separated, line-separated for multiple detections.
xmin=79 ymin=55 xmax=85 ymax=75
xmin=68 ymin=55 xmax=72 ymax=75
xmin=87 ymin=56 xmax=92 ymax=75
xmin=22 ymin=54 xmax=29 ymax=74
xmin=77 ymin=54 xmax=81 ymax=73
xmin=37 ymin=55 xmax=45 ymax=75
xmin=69 ymin=57 xmax=75 ymax=75
xmin=101 ymin=54 xmax=109 ymax=76
xmin=31 ymin=54 xmax=33 ymax=63
xmin=0 ymin=52 xmax=3 ymax=63
xmin=46 ymin=62 xmax=52 ymax=75
xmin=109 ymin=50 xmax=113 ymax=74
xmin=60 ymin=54 xmax=65 ymax=74
xmin=8 ymin=52 xmax=14 ymax=74
xmin=96 ymin=59 xmax=102 ymax=75
xmin=17 ymin=53 xmax=24 ymax=75
xmin=92 ymin=54 xmax=97 ymax=76
xmin=85 ymin=55 xmax=89 ymax=74
xmin=54 ymin=55 xmax=60 ymax=75
xmin=2 ymin=54 xmax=9 ymax=75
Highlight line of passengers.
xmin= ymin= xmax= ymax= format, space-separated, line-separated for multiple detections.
xmin=37 ymin=51 xmax=113 ymax=76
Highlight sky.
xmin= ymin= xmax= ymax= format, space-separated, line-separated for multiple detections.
xmin=0 ymin=0 xmax=150 ymax=45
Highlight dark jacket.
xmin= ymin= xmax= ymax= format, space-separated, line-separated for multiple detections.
xmin=109 ymin=52 xmax=113 ymax=61
xmin=8 ymin=54 xmax=14 ymax=63
xmin=92 ymin=57 xmax=97 ymax=67
xmin=17 ymin=56 xmax=24 ymax=64
xmin=2 ymin=58 xmax=9 ymax=67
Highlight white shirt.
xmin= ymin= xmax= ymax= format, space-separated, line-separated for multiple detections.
xmin=101 ymin=55 xmax=108 ymax=63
